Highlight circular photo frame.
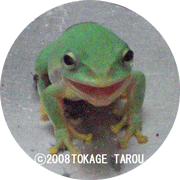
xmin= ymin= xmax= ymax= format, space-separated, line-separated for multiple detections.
xmin=1 ymin=1 xmax=179 ymax=180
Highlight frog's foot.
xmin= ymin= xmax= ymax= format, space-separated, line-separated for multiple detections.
xmin=67 ymin=122 xmax=92 ymax=143
xmin=119 ymin=127 xmax=148 ymax=149
xmin=110 ymin=116 xmax=127 ymax=134
xmin=48 ymin=145 xmax=60 ymax=154
xmin=48 ymin=128 xmax=81 ymax=155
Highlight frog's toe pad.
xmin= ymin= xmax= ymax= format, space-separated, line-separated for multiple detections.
xmin=48 ymin=146 xmax=59 ymax=154
xmin=137 ymin=136 xmax=148 ymax=144
xmin=110 ymin=125 xmax=119 ymax=134
xmin=134 ymin=130 xmax=148 ymax=144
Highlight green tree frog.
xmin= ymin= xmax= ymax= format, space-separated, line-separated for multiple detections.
xmin=35 ymin=22 xmax=148 ymax=155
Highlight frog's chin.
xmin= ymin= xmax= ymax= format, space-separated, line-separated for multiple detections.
xmin=65 ymin=76 xmax=131 ymax=106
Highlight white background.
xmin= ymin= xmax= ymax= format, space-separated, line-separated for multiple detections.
xmin=0 ymin=0 xmax=179 ymax=180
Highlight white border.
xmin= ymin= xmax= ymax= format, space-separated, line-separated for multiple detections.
xmin=0 ymin=1 xmax=180 ymax=180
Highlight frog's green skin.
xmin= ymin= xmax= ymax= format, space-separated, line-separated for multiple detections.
xmin=35 ymin=22 xmax=148 ymax=155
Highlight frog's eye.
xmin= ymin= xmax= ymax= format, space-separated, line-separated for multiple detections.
xmin=63 ymin=52 xmax=77 ymax=70
xmin=121 ymin=48 xmax=134 ymax=65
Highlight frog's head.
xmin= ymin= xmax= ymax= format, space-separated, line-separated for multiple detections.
xmin=51 ymin=23 xmax=134 ymax=106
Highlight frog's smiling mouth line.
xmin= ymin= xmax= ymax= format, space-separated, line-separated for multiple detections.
xmin=65 ymin=76 xmax=131 ymax=106
xmin=68 ymin=79 xmax=126 ymax=96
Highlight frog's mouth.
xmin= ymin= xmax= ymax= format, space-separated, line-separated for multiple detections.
xmin=66 ymin=76 xmax=131 ymax=106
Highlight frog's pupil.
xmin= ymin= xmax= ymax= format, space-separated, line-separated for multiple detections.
xmin=123 ymin=50 xmax=134 ymax=62
xmin=63 ymin=55 xmax=75 ymax=65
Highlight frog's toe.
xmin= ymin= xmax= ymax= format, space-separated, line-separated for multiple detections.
xmin=48 ymin=145 xmax=59 ymax=154
xmin=118 ymin=128 xmax=148 ymax=149
xmin=51 ymin=128 xmax=81 ymax=155
xmin=134 ymin=129 xmax=148 ymax=144
xmin=110 ymin=125 xmax=120 ymax=134
xmin=110 ymin=116 xmax=127 ymax=134
xmin=138 ymin=136 xmax=148 ymax=144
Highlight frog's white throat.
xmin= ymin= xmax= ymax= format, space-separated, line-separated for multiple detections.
xmin=65 ymin=77 xmax=131 ymax=106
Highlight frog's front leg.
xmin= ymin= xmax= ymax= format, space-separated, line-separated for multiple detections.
xmin=111 ymin=71 xmax=148 ymax=149
xmin=38 ymin=78 xmax=91 ymax=155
